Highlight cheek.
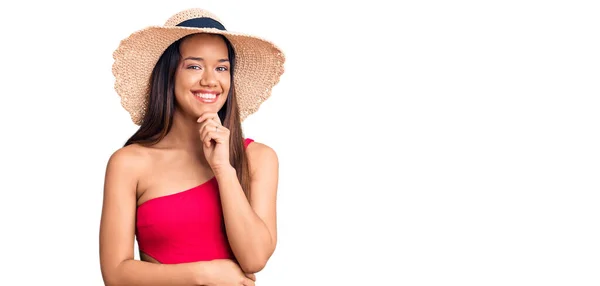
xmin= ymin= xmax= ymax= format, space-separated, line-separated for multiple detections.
xmin=175 ymin=73 xmax=198 ymax=95
xmin=178 ymin=74 xmax=198 ymax=88
xmin=220 ymin=75 xmax=231 ymax=91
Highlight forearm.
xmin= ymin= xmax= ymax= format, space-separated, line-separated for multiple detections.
xmin=215 ymin=166 xmax=274 ymax=273
xmin=102 ymin=259 xmax=209 ymax=286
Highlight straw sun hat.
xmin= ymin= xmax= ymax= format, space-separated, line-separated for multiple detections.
xmin=112 ymin=8 xmax=285 ymax=125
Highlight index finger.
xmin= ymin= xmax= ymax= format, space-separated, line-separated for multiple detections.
xmin=197 ymin=113 xmax=221 ymax=125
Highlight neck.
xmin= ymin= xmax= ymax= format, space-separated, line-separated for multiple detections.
xmin=161 ymin=110 xmax=205 ymax=155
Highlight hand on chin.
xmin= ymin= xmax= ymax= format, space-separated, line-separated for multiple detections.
xmin=197 ymin=112 xmax=230 ymax=171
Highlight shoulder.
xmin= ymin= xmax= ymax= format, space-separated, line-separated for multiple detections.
xmin=106 ymin=143 xmax=151 ymax=176
xmin=245 ymin=140 xmax=278 ymax=173
xmin=245 ymin=140 xmax=278 ymax=161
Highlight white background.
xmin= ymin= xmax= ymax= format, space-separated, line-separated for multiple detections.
xmin=0 ymin=0 xmax=598 ymax=285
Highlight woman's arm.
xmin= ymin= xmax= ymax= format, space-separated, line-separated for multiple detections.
xmin=213 ymin=142 xmax=279 ymax=274
xmin=99 ymin=147 xmax=213 ymax=286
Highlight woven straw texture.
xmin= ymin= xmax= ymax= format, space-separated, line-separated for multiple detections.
xmin=112 ymin=8 xmax=285 ymax=125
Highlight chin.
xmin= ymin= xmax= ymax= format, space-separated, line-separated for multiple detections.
xmin=195 ymin=105 xmax=225 ymax=116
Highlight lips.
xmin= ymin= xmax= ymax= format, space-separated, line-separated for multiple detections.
xmin=192 ymin=90 xmax=220 ymax=104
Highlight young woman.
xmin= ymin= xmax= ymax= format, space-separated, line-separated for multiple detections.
xmin=99 ymin=8 xmax=285 ymax=286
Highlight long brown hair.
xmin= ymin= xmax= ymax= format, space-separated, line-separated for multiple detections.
xmin=124 ymin=33 xmax=251 ymax=198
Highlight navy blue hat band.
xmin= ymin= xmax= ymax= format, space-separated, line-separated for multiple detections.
xmin=176 ymin=17 xmax=226 ymax=30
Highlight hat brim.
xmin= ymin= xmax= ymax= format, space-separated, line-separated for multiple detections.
xmin=112 ymin=26 xmax=285 ymax=125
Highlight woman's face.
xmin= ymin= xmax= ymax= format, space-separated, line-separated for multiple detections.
xmin=174 ymin=33 xmax=231 ymax=119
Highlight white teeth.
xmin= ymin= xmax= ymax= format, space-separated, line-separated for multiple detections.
xmin=194 ymin=93 xmax=217 ymax=99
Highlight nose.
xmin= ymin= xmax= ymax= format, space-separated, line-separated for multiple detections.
xmin=200 ymin=69 xmax=217 ymax=87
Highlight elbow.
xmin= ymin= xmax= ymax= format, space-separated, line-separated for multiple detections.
xmin=239 ymin=255 xmax=268 ymax=274
xmin=103 ymin=279 xmax=119 ymax=286
xmin=100 ymin=260 xmax=126 ymax=286
xmin=240 ymin=261 xmax=267 ymax=274
xmin=101 ymin=270 xmax=119 ymax=286
xmin=101 ymin=269 xmax=121 ymax=286
xmin=237 ymin=236 xmax=276 ymax=273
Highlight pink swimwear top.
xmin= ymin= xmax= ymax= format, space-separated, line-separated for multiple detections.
xmin=135 ymin=138 xmax=254 ymax=264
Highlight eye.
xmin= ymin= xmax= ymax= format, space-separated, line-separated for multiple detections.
xmin=187 ymin=65 xmax=202 ymax=70
xmin=216 ymin=66 xmax=229 ymax=72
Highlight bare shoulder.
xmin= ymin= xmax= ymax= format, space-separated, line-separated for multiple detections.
xmin=245 ymin=141 xmax=279 ymax=174
xmin=107 ymin=144 xmax=149 ymax=169
xmin=105 ymin=144 xmax=153 ymax=183
xmin=246 ymin=141 xmax=278 ymax=161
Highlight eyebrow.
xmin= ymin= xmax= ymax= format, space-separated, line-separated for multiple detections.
xmin=183 ymin=57 xmax=229 ymax=63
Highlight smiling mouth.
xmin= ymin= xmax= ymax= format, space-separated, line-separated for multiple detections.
xmin=193 ymin=92 xmax=220 ymax=103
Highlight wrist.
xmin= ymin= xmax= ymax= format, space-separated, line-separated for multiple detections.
xmin=212 ymin=164 xmax=236 ymax=178
xmin=191 ymin=261 xmax=212 ymax=285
